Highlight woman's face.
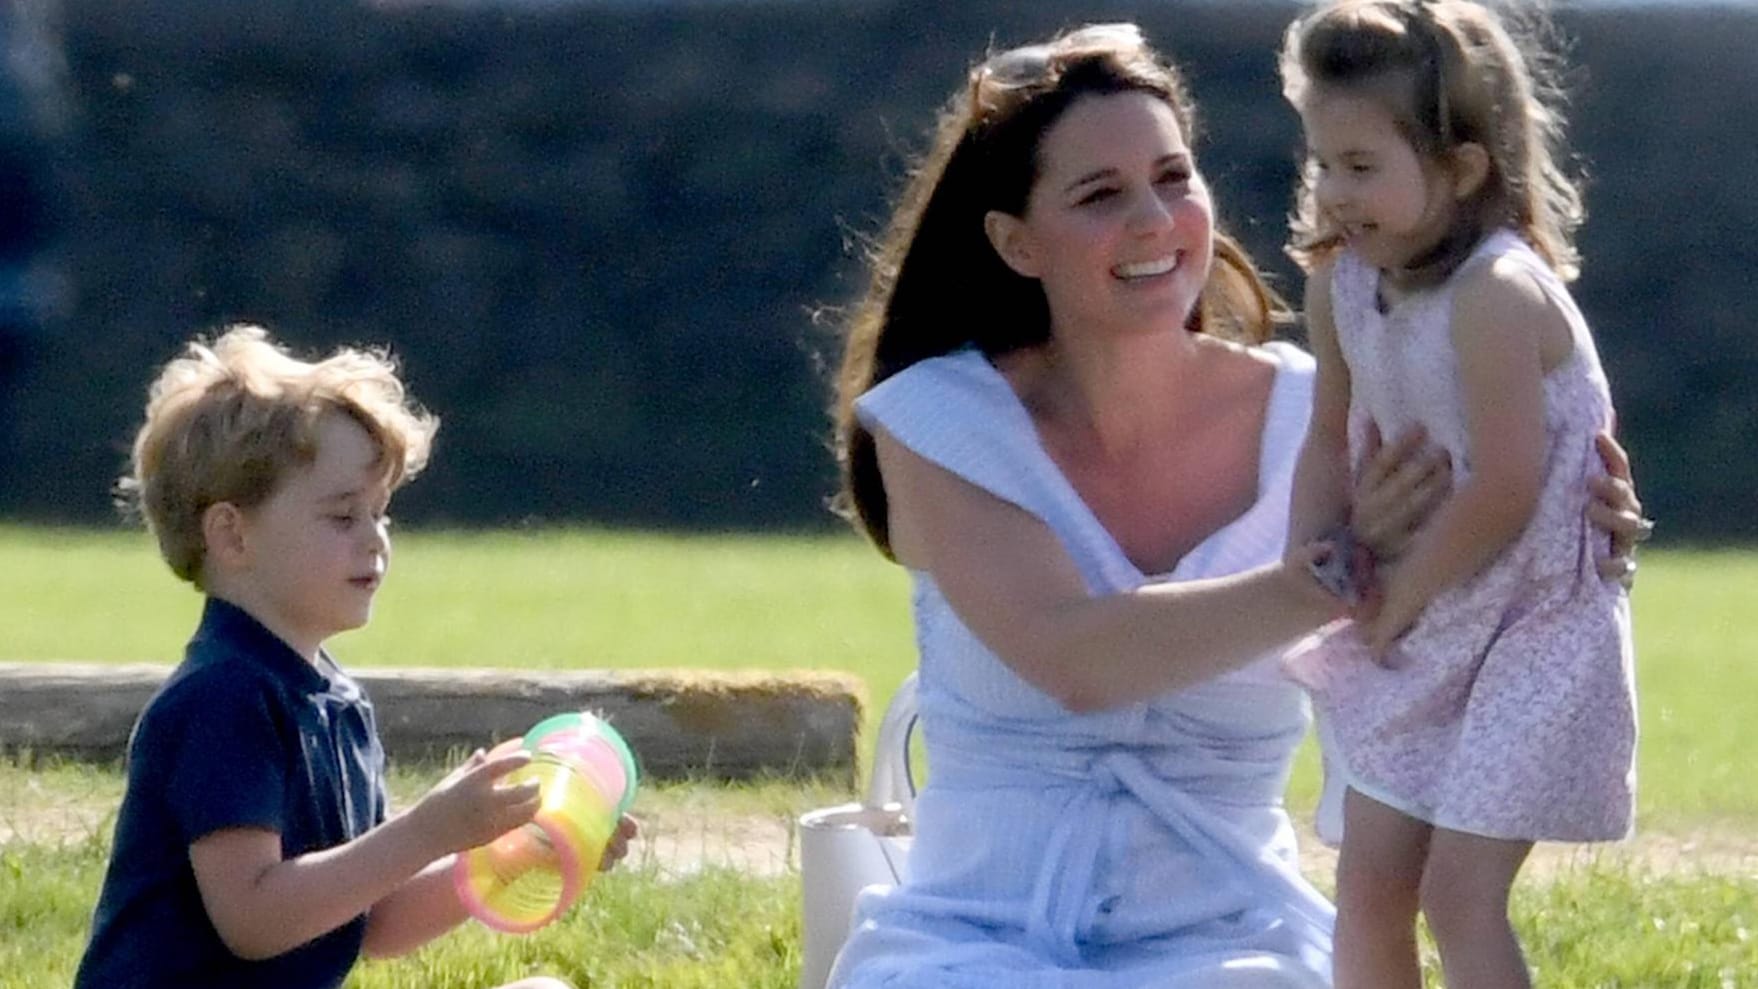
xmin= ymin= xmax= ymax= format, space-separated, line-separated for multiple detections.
xmin=987 ymin=90 xmax=1215 ymax=339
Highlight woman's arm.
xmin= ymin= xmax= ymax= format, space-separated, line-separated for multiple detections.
xmin=876 ymin=429 xmax=1341 ymax=715
xmin=1589 ymin=432 xmax=1652 ymax=586
xmin=1360 ymin=261 xmax=1554 ymax=654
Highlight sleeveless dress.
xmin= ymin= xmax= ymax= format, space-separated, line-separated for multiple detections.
xmin=830 ymin=342 xmax=1334 ymax=989
xmin=1287 ymin=230 xmax=1637 ymax=842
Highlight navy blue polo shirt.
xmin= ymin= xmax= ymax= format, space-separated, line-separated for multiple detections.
xmin=74 ymin=597 xmax=388 ymax=989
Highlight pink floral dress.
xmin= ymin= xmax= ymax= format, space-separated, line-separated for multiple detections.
xmin=1287 ymin=230 xmax=1637 ymax=842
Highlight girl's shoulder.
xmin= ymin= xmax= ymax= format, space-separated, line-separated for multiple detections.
xmin=1450 ymin=231 xmax=1575 ymax=307
xmin=1452 ymin=230 xmax=1558 ymax=290
xmin=1449 ymin=231 xmax=1592 ymax=374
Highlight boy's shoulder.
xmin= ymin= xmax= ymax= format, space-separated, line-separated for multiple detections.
xmin=135 ymin=598 xmax=326 ymax=743
xmin=146 ymin=646 xmax=275 ymax=723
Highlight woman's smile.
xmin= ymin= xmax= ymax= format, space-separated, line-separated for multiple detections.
xmin=1112 ymin=251 xmax=1184 ymax=281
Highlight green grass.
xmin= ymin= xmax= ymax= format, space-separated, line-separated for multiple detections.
xmin=4 ymin=526 xmax=1758 ymax=985
xmin=1613 ymin=547 xmax=1758 ymax=827
xmin=0 ymin=835 xmax=803 ymax=989
xmin=4 ymin=525 xmax=1755 ymax=816
xmin=1514 ymin=867 xmax=1758 ymax=987
xmin=4 ymin=835 xmax=1753 ymax=988
xmin=2 ymin=524 xmax=918 ymax=704
xmin=7 ymin=526 xmax=1751 ymax=824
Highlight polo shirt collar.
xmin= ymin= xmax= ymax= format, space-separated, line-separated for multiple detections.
xmin=191 ymin=596 xmax=336 ymax=693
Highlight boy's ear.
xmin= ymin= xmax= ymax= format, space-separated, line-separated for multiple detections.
xmin=201 ymin=502 xmax=249 ymax=570
xmin=984 ymin=210 xmax=1041 ymax=278
xmin=1450 ymin=142 xmax=1491 ymax=200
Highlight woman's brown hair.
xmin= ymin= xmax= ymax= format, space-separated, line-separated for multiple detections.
xmin=832 ymin=23 xmax=1288 ymax=558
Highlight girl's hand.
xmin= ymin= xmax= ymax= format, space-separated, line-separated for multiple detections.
xmin=1350 ymin=424 xmax=1453 ymax=563
xmin=1362 ymin=576 xmax=1423 ymax=662
xmin=408 ymin=748 xmax=542 ymax=857
xmin=598 ymin=815 xmax=640 ymax=872
xmin=1589 ymin=431 xmax=1652 ymax=588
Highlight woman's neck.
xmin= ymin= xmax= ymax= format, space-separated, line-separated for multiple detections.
xmin=1010 ymin=329 xmax=1226 ymax=462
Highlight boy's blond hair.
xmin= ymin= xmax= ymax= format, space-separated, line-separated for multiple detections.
xmin=117 ymin=325 xmax=439 ymax=587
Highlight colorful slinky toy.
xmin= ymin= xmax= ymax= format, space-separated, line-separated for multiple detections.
xmin=452 ymin=712 xmax=640 ymax=933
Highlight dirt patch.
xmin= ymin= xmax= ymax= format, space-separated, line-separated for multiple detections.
xmin=637 ymin=810 xmax=1758 ymax=883
xmin=1289 ymin=819 xmax=1758 ymax=885
xmin=8 ymin=784 xmax=1754 ymax=884
xmin=0 ymin=774 xmax=119 ymax=848
xmin=637 ymin=811 xmax=799 ymax=877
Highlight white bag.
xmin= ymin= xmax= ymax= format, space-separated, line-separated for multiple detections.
xmin=797 ymin=673 xmax=918 ymax=989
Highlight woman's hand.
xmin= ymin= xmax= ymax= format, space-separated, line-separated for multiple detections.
xmin=1350 ymin=424 xmax=1452 ymax=563
xmin=1353 ymin=425 xmax=1649 ymax=588
xmin=1589 ymin=431 xmax=1653 ymax=588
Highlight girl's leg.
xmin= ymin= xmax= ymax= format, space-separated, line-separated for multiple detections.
xmin=1420 ymin=828 xmax=1534 ymax=989
xmin=1333 ymin=788 xmax=1431 ymax=989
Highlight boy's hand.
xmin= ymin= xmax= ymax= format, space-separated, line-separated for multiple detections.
xmin=598 ymin=815 xmax=640 ymax=872
xmin=409 ymin=748 xmax=542 ymax=857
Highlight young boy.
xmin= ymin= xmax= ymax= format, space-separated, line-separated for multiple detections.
xmin=75 ymin=326 xmax=630 ymax=988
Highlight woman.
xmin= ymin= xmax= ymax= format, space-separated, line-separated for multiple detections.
xmin=825 ymin=23 xmax=1647 ymax=988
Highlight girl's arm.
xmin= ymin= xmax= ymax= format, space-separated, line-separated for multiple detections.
xmin=875 ymin=429 xmax=1342 ymax=716
xmin=1347 ymin=432 xmax=1641 ymax=589
xmin=1362 ymin=259 xmax=1560 ymax=654
xmin=1350 ymin=427 xmax=1641 ymax=581
xmin=188 ymin=749 xmax=539 ymax=961
xmin=1289 ymin=260 xmax=1356 ymax=547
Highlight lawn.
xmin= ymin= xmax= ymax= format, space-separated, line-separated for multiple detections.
xmin=2 ymin=525 xmax=919 ymax=704
xmin=3 ymin=525 xmax=1757 ymax=985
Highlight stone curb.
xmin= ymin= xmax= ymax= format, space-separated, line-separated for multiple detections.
xmin=0 ymin=663 xmax=865 ymax=784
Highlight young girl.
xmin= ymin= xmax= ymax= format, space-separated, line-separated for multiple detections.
xmin=1278 ymin=2 xmax=1637 ymax=987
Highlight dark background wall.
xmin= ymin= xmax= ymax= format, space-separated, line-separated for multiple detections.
xmin=1 ymin=0 xmax=1752 ymax=539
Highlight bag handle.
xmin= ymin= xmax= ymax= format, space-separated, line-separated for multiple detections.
xmin=865 ymin=672 xmax=919 ymax=815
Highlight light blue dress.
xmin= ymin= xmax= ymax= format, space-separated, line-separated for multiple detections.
xmin=830 ymin=342 xmax=1333 ymax=989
